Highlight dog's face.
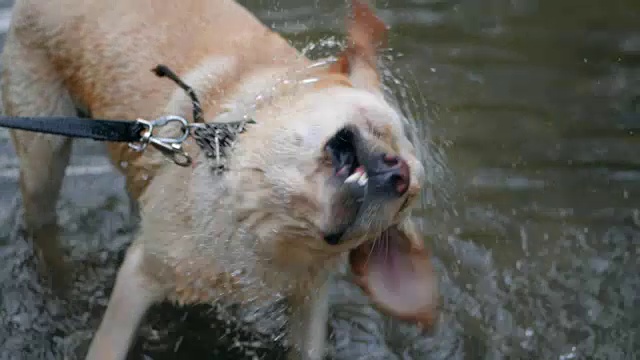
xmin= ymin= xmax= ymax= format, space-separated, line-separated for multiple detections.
xmin=228 ymin=0 xmax=438 ymax=328
xmin=259 ymin=86 xmax=424 ymax=250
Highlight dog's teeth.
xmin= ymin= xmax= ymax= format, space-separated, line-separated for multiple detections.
xmin=357 ymin=173 xmax=368 ymax=186
xmin=345 ymin=172 xmax=362 ymax=184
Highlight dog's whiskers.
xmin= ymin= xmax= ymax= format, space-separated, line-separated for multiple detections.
xmin=383 ymin=229 xmax=390 ymax=264
xmin=363 ymin=214 xmax=385 ymax=267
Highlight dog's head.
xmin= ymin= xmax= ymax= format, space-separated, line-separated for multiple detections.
xmin=228 ymin=0 xmax=438 ymax=328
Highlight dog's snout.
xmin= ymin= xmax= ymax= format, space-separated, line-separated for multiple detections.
xmin=370 ymin=153 xmax=410 ymax=196
xmin=381 ymin=154 xmax=411 ymax=195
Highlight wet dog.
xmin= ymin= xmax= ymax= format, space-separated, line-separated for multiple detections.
xmin=1 ymin=0 xmax=439 ymax=359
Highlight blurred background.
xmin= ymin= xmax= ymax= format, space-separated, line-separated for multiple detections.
xmin=0 ymin=0 xmax=638 ymax=359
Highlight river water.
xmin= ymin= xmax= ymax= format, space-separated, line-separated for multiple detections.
xmin=0 ymin=0 xmax=638 ymax=359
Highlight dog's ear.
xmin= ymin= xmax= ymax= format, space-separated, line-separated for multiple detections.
xmin=349 ymin=219 xmax=440 ymax=330
xmin=329 ymin=0 xmax=388 ymax=93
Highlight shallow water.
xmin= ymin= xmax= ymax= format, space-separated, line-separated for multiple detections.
xmin=1 ymin=0 xmax=639 ymax=359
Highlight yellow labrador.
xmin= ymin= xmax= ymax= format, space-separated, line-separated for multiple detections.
xmin=1 ymin=0 xmax=439 ymax=359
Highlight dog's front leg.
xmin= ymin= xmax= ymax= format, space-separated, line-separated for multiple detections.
xmin=287 ymin=280 xmax=330 ymax=360
xmin=86 ymin=243 xmax=165 ymax=360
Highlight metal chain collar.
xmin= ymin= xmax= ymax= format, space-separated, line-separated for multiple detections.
xmin=129 ymin=64 xmax=257 ymax=169
xmin=128 ymin=115 xmax=253 ymax=171
xmin=190 ymin=120 xmax=254 ymax=174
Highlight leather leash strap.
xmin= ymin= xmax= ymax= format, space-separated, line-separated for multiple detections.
xmin=0 ymin=115 xmax=144 ymax=142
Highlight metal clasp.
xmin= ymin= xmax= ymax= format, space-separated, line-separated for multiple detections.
xmin=128 ymin=115 xmax=192 ymax=167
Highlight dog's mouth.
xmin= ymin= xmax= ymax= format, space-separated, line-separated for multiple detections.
xmin=323 ymin=125 xmax=411 ymax=245
xmin=323 ymin=126 xmax=368 ymax=245
xmin=322 ymin=127 xmax=438 ymax=330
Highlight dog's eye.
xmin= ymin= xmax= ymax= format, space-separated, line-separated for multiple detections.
xmin=365 ymin=119 xmax=392 ymax=142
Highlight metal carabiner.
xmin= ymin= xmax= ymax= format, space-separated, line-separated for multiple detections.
xmin=128 ymin=115 xmax=193 ymax=167
xmin=149 ymin=115 xmax=190 ymax=144
xmin=148 ymin=137 xmax=192 ymax=167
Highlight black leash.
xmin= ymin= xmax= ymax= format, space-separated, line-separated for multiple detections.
xmin=0 ymin=115 xmax=144 ymax=142
xmin=0 ymin=64 xmax=254 ymax=168
xmin=0 ymin=64 xmax=203 ymax=143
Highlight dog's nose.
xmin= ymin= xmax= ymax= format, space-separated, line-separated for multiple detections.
xmin=370 ymin=153 xmax=411 ymax=196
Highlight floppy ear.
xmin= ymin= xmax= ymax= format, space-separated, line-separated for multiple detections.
xmin=329 ymin=0 xmax=388 ymax=93
xmin=349 ymin=219 xmax=440 ymax=330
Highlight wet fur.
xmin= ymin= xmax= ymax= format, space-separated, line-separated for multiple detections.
xmin=1 ymin=0 xmax=429 ymax=359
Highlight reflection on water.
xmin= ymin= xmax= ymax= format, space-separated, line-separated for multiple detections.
xmin=1 ymin=0 xmax=639 ymax=359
